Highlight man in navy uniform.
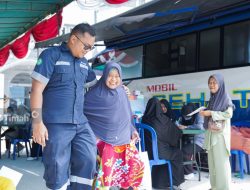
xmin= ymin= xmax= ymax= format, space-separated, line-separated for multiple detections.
xmin=30 ymin=23 xmax=97 ymax=190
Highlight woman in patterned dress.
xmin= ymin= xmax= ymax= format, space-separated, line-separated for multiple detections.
xmin=84 ymin=62 xmax=144 ymax=190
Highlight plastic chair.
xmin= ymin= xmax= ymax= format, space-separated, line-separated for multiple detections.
xmin=133 ymin=114 xmax=142 ymax=124
xmin=135 ymin=123 xmax=173 ymax=190
xmin=8 ymin=122 xmax=32 ymax=160
xmin=230 ymin=149 xmax=249 ymax=179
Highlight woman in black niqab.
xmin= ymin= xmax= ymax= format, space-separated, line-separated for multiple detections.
xmin=160 ymin=99 xmax=178 ymax=122
xmin=142 ymin=97 xmax=184 ymax=188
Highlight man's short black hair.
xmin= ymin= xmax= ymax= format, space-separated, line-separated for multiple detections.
xmin=71 ymin=23 xmax=96 ymax=37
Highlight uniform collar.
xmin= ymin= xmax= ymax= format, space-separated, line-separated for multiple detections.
xmin=60 ymin=42 xmax=70 ymax=52
xmin=60 ymin=42 xmax=87 ymax=62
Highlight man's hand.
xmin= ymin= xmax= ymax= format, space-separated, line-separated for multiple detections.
xmin=131 ymin=130 xmax=140 ymax=143
xmin=122 ymin=85 xmax=131 ymax=97
xmin=32 ymin=122 xmax=48 ymax=147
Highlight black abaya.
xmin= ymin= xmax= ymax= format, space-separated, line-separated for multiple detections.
xmin=142 ymin=97 xmax=184 ymax=188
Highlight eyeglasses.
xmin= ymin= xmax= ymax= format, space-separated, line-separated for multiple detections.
xmin=74 ymin=35 xmax=95 ymax=51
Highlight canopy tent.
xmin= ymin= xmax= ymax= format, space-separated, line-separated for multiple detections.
xmin=0 ymin=0 xmax=74 ymax=66
xmin=76 ymin=0 xmax=130 ymax=8
xmin=94 ymin=0 xmax=250 ymax=46
xmin=35 ymin=0 xmax=250 ymax=49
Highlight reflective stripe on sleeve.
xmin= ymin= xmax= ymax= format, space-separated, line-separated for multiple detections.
xmin=31 ymin=71 xmax=49 ymax=85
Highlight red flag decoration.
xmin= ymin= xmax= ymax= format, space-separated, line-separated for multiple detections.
xmin=32 ymin=12 xmax=62 ymax=42
xmin=0 ymin=12 xmax=62 ymax=66
xmin=11 ymin=31 xmax=31 ymax=59
xmin=106 ymin=0 xmax=129 ymax=4
xmin=0 ymin=45 xmax=10 ymax=66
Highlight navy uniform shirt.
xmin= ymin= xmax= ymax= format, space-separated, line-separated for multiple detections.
xmin=31 ymin=43 xmax=96 ymax=124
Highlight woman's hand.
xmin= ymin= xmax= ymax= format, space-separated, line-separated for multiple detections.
xmin=199 ymin=110 xmax=212 ymax=117
xmin=178 ymin=125 xmax=187 ymax=130
xmin=131 ymin=131 xmax=140 ymax=143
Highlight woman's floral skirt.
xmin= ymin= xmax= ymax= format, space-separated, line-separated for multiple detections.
xmin=95 ymin=140 xmax=144 ymax=190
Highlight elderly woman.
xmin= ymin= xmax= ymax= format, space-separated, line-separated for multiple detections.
xmin=84 ymin=62 xmax=143 ymax=190
xmin=200 ymin=73 xmax=234 ymax=190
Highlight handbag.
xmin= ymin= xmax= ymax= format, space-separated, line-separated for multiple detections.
xmin=208 ymin=117 xmax=225 ymax=132
xmin=138 ymin=141 xmax=152 ymax=190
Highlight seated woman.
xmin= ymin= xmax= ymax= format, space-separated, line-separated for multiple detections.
xmin=177 ymin=103 xmax=205 ymax=179
xmin=141 ymin=97 xmax=184 ymax=190
xmin=84 ymin=62 xmax=144 ymax=190
xmin=160 ymin=99 xmax=178 ymax=122
xmin=1 ymin=106 xmax=29 ymax=154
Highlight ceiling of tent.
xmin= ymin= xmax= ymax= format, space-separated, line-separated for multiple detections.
xmin=35 ymin=0 xmax=250 ymax=48
xmin=0 ymin=0 xmax=73 ymax=50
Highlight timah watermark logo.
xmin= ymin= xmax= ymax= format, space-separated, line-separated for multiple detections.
xmin=0 ymin=110 xmax=30 ymax=125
